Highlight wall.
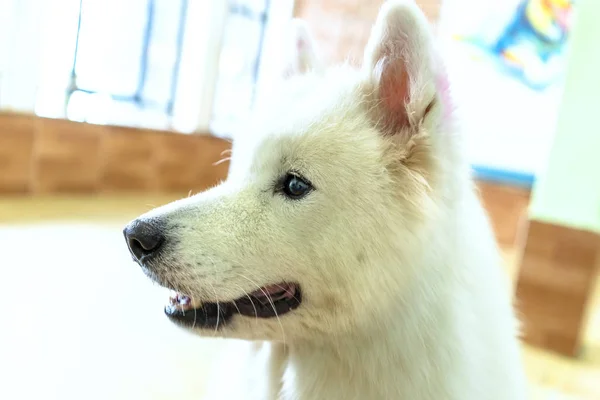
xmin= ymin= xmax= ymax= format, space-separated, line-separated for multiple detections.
xmin=437 ymin=0 xmax=521 ymax=45
xmin=529 ymin=0 xmax=600 ymax=233
xmin=293 ymin=0 xmax=441 ymax=65
xmin=0 ymin=112 xmax=527 ymax=247
xmin=0 ymin=112 xmax=230 ymax=194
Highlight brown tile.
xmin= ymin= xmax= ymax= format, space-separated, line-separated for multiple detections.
xmin=0 ymin=113 xmax=35 ymax=193
xmin=187 ymin=135 xmax=231 ymax=192
xmin=476 ymin=181 xmax=531 ymax=247
xmin=100 ymin=126 xmax=157 ymax=192
xmin=155 ymin=131 xmax=213 ymax=192
xmin=519 ymin=253 xmax=591 ymax=296
xmin=546 ymin=334 xmax=584 ymax=357
xmin=35 ymin=118 xmax=100 ymax=156
xmin=33 ymin=118 xmax=103 ymax=193
xmin=99 ymin=127 xmax=230 ymax=193
xmin=515 ymin=220 xmax=600 ymax=357
xmin=517 ymin=282 xmax=585 ymax=338
xmin=0 ymin=111 xmax=231 ymax=194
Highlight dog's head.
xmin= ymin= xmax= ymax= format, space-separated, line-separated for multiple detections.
xmin=124 ymin=1 xmax=459 ymax=342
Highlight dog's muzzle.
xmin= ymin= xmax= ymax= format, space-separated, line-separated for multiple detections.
xmin=122 ymin=217 xmax=303 ymax=330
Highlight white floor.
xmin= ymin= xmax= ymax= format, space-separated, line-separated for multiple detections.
xmin=0 ymin=223 xmax=226 ymax=400
xmin=0 ymin=197 xmax=599 ymax=399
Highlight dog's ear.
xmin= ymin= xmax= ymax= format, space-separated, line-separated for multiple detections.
xmin=283 ymin=19 xmax=321 ymax=78
xmin=363 ymin=1 xmax=443 ymax=134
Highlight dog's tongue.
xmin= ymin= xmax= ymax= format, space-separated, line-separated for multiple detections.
xmin=250 ymin=283 xmax=295 ymax=301
xmin=168 ymin=284 xmax=296 ymax=311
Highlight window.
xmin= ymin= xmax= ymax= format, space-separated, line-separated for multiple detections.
xmin=56 ymin=0 xmax=188 ymax=129
xmin=3 ymin=0 xmax=292 ymax=137
xmin=210 ymin=0 xmax=270 ymax=137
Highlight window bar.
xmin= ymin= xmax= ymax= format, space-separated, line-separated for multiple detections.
xmin=134 ymin=0 xmax=155 ymax=105
xmin=65 ymin=0 xmax=84 ymax=116
xmin=66 ymin=0 xmax=158 ymax=116
xmin=227 ymin=1 xmax=270 ymax=107
xmin=228 ymin=3 xmax=263 ymax=19
xmin=250 ymin=0 xmax=270 ymax=106
xmin=166 ymin=0 xmax=188 ymax=117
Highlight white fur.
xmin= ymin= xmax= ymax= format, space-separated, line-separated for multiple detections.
xmin=133 ymin=1 xmax=526 ymax=398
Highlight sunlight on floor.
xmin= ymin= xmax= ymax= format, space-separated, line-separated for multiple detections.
xmin=1 ymin=196 xmax=599 ymax=399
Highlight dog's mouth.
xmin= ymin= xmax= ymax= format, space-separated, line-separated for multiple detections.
xmin=164 ymin=283 xmax=302 ymax=329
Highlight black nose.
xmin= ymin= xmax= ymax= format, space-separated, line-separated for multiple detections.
xmin=123 ymin=219 xmax=165 ymax=262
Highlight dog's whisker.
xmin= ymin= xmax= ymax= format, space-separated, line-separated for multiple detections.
xmin=272 ymin=282 xmax=301 ymax=304
xmin=230 ymin=283 xmax=260 ymax=334
xmin=238 ymin=273 xmax=286 ymax=345
xmin=232 ymin=283 xmax=258 ymax=320
xmin=208 ymin=270 xmax=221 ymax=337
xmin=192 ymin=294 xmax=198 ymax=329
xmin=229 ymin=286 xmax=243 ymax=315
xmin=213 ymin=157 xmax=231 ymax=166
xmin=215 ymin=300 xmax=221 ymax=334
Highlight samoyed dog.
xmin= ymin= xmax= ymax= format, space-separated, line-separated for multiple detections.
xmin=124 ymin=1 xmax=526 ymax=398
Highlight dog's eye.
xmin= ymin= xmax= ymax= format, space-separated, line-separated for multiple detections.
xmin=282 ymin=173 xmax=312 ymax=199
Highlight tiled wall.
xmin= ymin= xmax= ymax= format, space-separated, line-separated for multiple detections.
xmin=0 ymin=112 xmax=231 ymax=194
xmin=0 ymin=112 xmax=528 ymax=247
xmin=293 ymin=0 xmax=441 ymax=65
xmin=516 ymin=220 xmax=600 ymax=356
xmin=477 ymin=181 xmax=531 ymax=247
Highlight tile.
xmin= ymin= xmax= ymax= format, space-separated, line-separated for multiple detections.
xmin=33 ymin=118 xmax=103 ymax=193
xmin=516 ymin=220 xmax=600 ymax=357
xmin=154 ymin=132 xmax=231 ymax=193
xmin=477 ymin=181 xmax=531 ymax=247
xmin=100 ymin=126 xmax=158 ymax=192
xmin=0 ymin=113 xmax=35 ymax=193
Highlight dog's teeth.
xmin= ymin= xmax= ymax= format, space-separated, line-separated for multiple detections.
xmin=179 ymin=298 xmax=188 ymax=305
xmin=167 ymin=291 xmax=202 ymax=310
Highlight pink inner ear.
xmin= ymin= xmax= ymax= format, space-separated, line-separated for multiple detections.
xmin=379 ymin=58 xmax=411 ymax=130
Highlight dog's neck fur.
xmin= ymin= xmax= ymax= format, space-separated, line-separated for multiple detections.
xmin=283 ymin=266 xmax=460 ymax=399
xmin=281 ymin=213 xmax=466 ymax=399
xmin=278 ymin=182 xmax=523 ymax=400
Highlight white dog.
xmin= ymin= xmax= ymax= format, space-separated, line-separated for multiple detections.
xmin=124 ymin=1 xmax=527 ymax=398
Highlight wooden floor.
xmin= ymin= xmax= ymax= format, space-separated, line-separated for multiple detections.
xmin=1 ymin=196 xmax=599 ymax=399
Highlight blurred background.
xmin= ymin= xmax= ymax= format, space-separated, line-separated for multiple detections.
xmin=1 ymin=0 xmax=598 ymax=399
